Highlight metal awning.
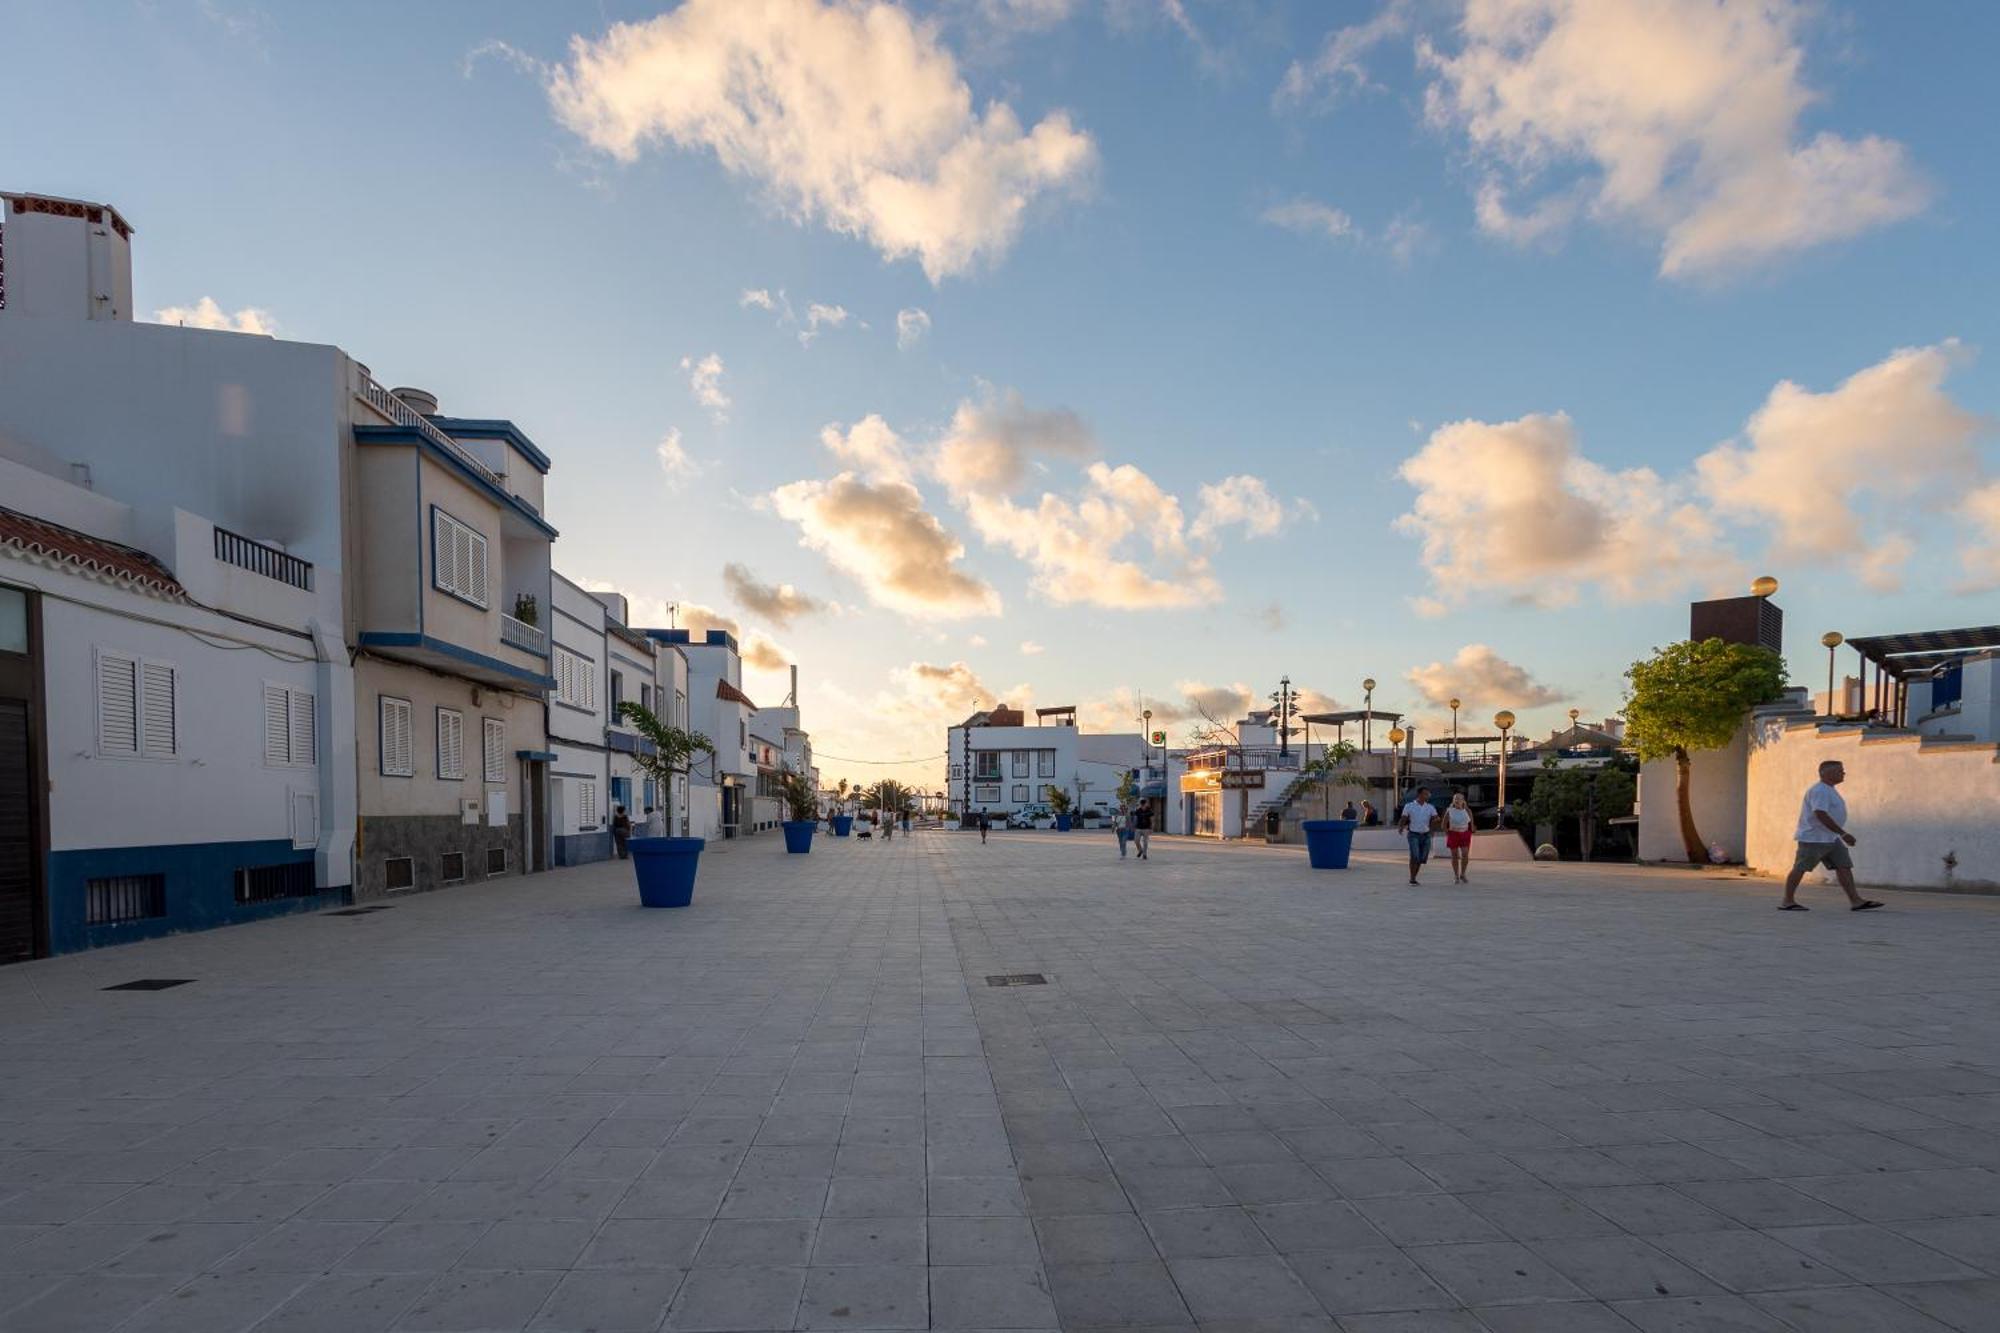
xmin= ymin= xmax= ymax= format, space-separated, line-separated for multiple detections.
xmin=1298 ymin=709 xmax=1403 ymax=725
xmin=1847 ymin=625 xmax=2000 ymax=680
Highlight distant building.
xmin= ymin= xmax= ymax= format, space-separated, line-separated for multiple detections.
xmin=947 ymin=704 xmax=1141 ymax=822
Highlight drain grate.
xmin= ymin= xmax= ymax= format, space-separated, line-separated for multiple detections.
xmin=985 ymin=973 xmax=1048 ymax=987
xmin=103 ymin=979 xmax=195 ymax=991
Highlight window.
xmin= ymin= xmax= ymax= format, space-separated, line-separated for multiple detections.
xmin=974 ymin=783 xmax=1001 ymax=802
xmin=1012 ymin=751 xmax=1029 ymax=777
xmin=643 ymin=778 xmax=656 ymax=810
xmin=235 ymin=862 xmax=314 ymax=904
xmin=379 ymin=696 xmax=414 ymax=776
xmin=1012 ymin=784 xmax=1029 ymax=804
xmin=440 ymin=851 xmax=465 ymax=884
xmin=739 ymin=720 xmax=746 ymax=748
xmin=577 ymin=779 xmax=599 ymax=829
xmin=96 ymin=650 xmax=176 ymax=758
xmin=262 ymin=684 xmax=315 ymax=767
xmin=1037 ymin=750 xmax=1056 ymax=778
xmin=675 ymin=690 xmax=686 ymax=729
xmin=486 ymin=846 xmax=507 ymax=875
xmin=436 ymin=708 xmax=465 ymax=780
xmin=553 ymin=646 xmax=596 ymax=710
xmin=974 ymin=751 xmax=1001 ymax=780
xmin=483 ymin=718 xmax=505 ymax=782
xmin=950 ymin=764 xmax=962 ymax=780
xmin=639 ymin=683 xmax=652 ymax=713
xmin=610 ymin=671 xmax=624 ymax=715
xmin=87 ymin=874 xmax=166 ymax=924
xmin=430 ymin=507 xmax=489 ymax=607
xmin=383 ymin=856 xmax=415 ymax=891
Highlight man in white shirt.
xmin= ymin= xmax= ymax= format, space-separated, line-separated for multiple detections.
xmin=1398 ymin=786 xmax=1441 ymax=886
xmin=1780 ymin=760 xmax=1882 ymax=912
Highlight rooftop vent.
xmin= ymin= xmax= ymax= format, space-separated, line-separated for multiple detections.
xmin=390 ymin=386 xmax=439 ymax=416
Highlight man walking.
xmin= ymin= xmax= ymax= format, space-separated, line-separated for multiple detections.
xmin=1398 ymin=786 xmax=1440 ymax=885
xmin=610 ymin=804 xmax=632 ymax=860
xmin=978 ymin=809 xmax=990 ymax=845
xmin=1133 ymin=803 xmax=1152 ymax=859
xmin=1781 ymin=760 xmax=1883 ymax=911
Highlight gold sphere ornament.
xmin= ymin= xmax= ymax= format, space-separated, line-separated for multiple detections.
xmin=1751 ymin=575 xmax=1779 ymax=598
xmin=1388 ymin=727 xmax=1405 ymax=745
xmin=1494 ymin=710 xmax=1516 ymax=731
xmin=1821 ymin=631 xmax=1845 ymax=649
xmin=1448 ymin=697 xmax=1461 ymax=710
xmin=1362 ymin=677 xmax=1376 ymax=692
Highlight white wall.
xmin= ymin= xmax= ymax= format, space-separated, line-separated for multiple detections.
xmin=354 ymin=657 xmax=539 ymax=821
xmin=1637 ymin=727 xmax=1751 ymax=863
xmin=1745 ymin=718 xmax=2000 ymax=891
xmin=549 ymin=576 xmax=608 ymax=748
xmin=550 ymin=742 xmax=608 ymax=837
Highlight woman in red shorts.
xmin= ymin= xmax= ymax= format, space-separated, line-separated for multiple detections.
xmin=1445 ymin=792 xmax=1475 ymax=883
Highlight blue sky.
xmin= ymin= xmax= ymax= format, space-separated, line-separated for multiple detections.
xmin=8 ymin=0 xmax=1998 ymax=788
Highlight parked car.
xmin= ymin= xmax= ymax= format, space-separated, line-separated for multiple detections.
xmin=1007 ymin=804 xmax=1053 ymax=829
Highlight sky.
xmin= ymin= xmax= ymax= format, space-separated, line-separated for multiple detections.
xmin=8 ymin=0 xmax=1999 ymax=793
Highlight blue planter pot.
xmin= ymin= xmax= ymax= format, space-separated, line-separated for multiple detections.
xmin=630 ymin=836 xmax=703 ymax=907
xmin=1055 ymin=813 xmax=1073 ymax=831
xmin=831 ymin=815 xmax=853 ymax=837
xmin=782 ymin=821 xmax=816 ymax=854
xmin=1302 ymin=819 xmax=1358 ymax=870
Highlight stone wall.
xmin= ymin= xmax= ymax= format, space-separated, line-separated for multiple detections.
xmin=355 ymin=813 xmax=524 ymax=900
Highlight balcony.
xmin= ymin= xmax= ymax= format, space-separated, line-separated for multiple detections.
xmin=500 ymin=612 xmax=547 ymax=656
xmin=213 ymin=525 xmax=312 ymax=590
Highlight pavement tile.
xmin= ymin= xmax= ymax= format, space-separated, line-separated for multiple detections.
xmin=1283 ymin=1246 xmax=1454 ymax=1316
xmin=929 ymin=1265 xmax=1059 ymax=1329
xmin=1044 ymin=1260 xmax=1192 ymax=1327
xmin=664 ymin=1263 xmax=806 ymax=1331
xmin=794 ymin=1263 xmax=928 ymax=1329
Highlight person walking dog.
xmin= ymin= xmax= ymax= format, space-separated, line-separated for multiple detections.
xmin=1399 ymin=786 xmax=1440 ymax=885
xmin=1780 ymin=760 xmax=1883 ymax=912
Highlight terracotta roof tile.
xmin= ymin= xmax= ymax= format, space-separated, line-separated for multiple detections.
xmin=0 ymin=507 xmax=185 ymax=598
xmin=716 ymin=678 xmax=758 ymax=708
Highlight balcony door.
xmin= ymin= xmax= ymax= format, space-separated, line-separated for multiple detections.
xmin=0 ymin=587 xmax=42 ymax=963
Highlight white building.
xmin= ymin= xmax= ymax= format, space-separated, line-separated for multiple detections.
xmin=948 ymin=705 xmax=1143 ymax=822
xmin=547 ymin=575 xmax=611 ymax=865
xmin=643 ymin=629 xmax=753 ymax=840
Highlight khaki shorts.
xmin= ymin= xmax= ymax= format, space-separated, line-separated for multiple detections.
xmin=1793 ymin=840 xmax=1853 ymax=872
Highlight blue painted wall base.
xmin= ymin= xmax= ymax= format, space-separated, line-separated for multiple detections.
xmin=46 ymin=840 xmax=344 ymax=956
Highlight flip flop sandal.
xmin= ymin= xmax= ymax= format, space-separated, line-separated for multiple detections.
xmin=1852 ymin=900 xmax=1885 ymax=911
xmin=1778 ymin=903 xmax=1808 ymax=911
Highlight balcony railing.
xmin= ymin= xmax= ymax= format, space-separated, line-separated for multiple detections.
xmin=355 ymin=373 xmax=505 ymax=489
xmin=500 ymin=613 xmax=547 ymax=656
xmin=214 ymin=525 xmax=312 ymax=590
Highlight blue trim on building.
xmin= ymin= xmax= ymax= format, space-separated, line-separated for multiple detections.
xmin=604 ymin=730 xmax=657 ymax=757
xmin=645 ymin=627 xmax=739 ymax=652
xmin=353 ymin=425 xmax=559 ymax=538
xmin=357 ymin=633 xmax=557 ymax=690
xmin=553 ymin=831 xmax=612 ymax=867
xmin=428 ymin=417 xmax=554 ymax=475
xmin=47 ymin=840 xmax=342 ymax=955
xmin=516 ymin=749 xmax=558 ymax=762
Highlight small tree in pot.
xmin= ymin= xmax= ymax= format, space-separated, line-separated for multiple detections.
xmin=1299 ymin=740 xmax=1367 ymax=870
xmin=778 ymin=766 xmax=821 ymax=854
xmin=614 ymin=700 xmax=715 ymax=906
xmin=1045 ymin=785 xmax=1075 ymax=831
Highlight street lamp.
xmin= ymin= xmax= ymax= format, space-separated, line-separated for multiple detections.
xmin=1449 ymin=697 xmax=1460 ymax=759
xmin=1362 ymin=678 xmax=1376 ymax=754
xmin=1388 ymin=726 xmax=1405 ymax=804
xmin=1494 ymin=710 xmax=1516 ymax=814
xmin=1821 ymin=632 xmax=1844 ymax=718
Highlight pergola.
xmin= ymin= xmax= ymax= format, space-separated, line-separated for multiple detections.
xmin=1844 ymin=625 xmax=2000 ymax=725
xmin=1297 ymin=708 xmax=1404 ymax=752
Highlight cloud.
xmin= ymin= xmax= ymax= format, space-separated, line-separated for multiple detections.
xmin=897 ymin=306 xmax=932 ymax=350
xmin=935 ymin=390 xmax=1094 ymax=496
xmin=739 ymin=288 xmax=777 ymax=310
xmin=680 ymin=353 xmax=730 ymax=420
xmin=1397 ymin=410 xmax=1735 ymax=609
xmin=152 ymin=297 xmax=276 ymax=336
xmin=1192 ymin=475 xmax=1308 ymax=541
xmin=722 ymin=561 xmax=826 ymax=627
xmin=770 ymin=474 xmax=1001 ymax=618
xmin=1254 ymin=602 xmax=1285 ymax=632
xmin=674 ymin=600 xmax=739 ymax=637
xmin=548 ymin=0 xmax=1097 ymax=281
xmin=1261 ymin=199 xmax=1355 ymax=242
xmin=968 ymin=634 xmax=988 ymax=647
xmin=1959 ymin=482 xmax=2000 ymax=593
xmin=1383 ymin=213 xmax=1435 ymax=266
xmin=1693 ymin=342 xmax=1985 ymax=589
xmin=976 ymin=0 xmax=1079 ymax=36
xmin=1406 ymin=644 xmax=1565 ymax=714
xmin=819 ymin=414 xmax=916 ymax=483
xmin=1019 ymin=640 xmax=1044 ymax=656
xmin=1276 ymin=0 xmax=1412 ymax=109
xmin=655 ymin=427 xmax=699 ymax=488
xmin=741 ymin=633 xmax=790 ymax=672
xmin=1421 ymin=0 xmax=1928 ymax=277
xmin=801 ymin=302 xmax=850 ymax=345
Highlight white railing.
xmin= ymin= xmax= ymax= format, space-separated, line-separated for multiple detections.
xmin=355 ymin=373 xmax=505 ymax=488
xmin=500 ymin=613 xmax=547 ymax=656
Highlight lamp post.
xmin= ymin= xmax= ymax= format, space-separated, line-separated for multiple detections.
xmin=1362 ymin=678 xmax=1376 ymax=755
xmin=1273 ymin=676 xmax=1295 ymax=759
xmin=1494 ymin=710 xmax=1516 ymax=815
xmin=1821 ymin=632 xmax=1844 ymax=718
xmin=1567 ymin=707 xmax=1580 ymax=745
xmin=1388 ymin=726 xmax=1405 ymax=805
xmin=1449 ymin=697 xmax=1460 ymax=760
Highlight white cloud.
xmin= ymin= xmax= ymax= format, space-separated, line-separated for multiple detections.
xmin=770 ymin=473 xmax=1001 ymax=619
xmin=800 ymin=302 xmax=849 ymax=346
xmin=934 ymin=391 xmax=1094 ymax=497
xmin=1421 ymin=0 xmax=1929 ymax=277
xmin=1958 ymin=482 xmax=2000 ymax=593
xmin=1261 ymin=199 xmax=1355 ymax=242
xmin=968 ymin=633 xmax=988 ymax=647
xmin=1276 ymin=0 xmax=1412 ymax=109
xmin=548 ymin=0 xmax=1097 ymax=281
xmin=1383 ymin=213 xmax=1434 ymax=266
xmin=819 ymin=414 xmax=916 ymax=484
xmin=1019 ymin=640 xmax=1044 ymax=656
xmin=680 ymin=353 xmax=730 ymax=420
xmin=722 ymin=562 xmax=826 ymax=627
xmin=739 ymin=288 xmax=777 ymax=310
xmin=655 ymin=427 xmax=699 ymax=488
xmin=152 ymin=297 xmax=276 ymax=336
xmin=1407 ymin=644 xmax=1565 ymax=713
xmin=741 ymin=632 xmax=790 ymax=673
xmin=1396 ymin=410 xmax=1734 ymax=609
xmin=1694 ymin=342 xmax=1985 ymax=587
xmin=1191 ymin=475 xmax=1307 ymax=541
xmin=976 ymin=0 xmax=1079 ymax=35
xmin=897 ymin=306 xmax=932 ymax=350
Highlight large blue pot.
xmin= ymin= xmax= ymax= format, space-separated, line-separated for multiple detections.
xmin=1302 ymin=819 xmax=1358 ymax=870
xmin=831 ymin=815 xmax=854 ymax=837
xmin=782 ymin=821 xmax=816 ymax=854
xmin=630 ymin=836 xmax=703 ymax=907
xmin=1055 ymin=813 xmax=1073 ymax=832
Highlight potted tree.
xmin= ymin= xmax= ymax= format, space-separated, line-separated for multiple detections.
xmin=778 ymin=767 xmax=820 ymax=853
xmin=615 ymin=700 xmax=714 ymax=907
xmin=831 ymin=778 xmax=854 ymax=837
xmin=1299 ymin=740 xmax=1367 ymax=870
xmin=1046 ymin=785 xmax=1075 ymax=831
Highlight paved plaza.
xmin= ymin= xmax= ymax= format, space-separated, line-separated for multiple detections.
xmin=3 ymin=832 xmax=2000 ymax=1332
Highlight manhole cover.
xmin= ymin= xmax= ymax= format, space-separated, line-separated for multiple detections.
xmin=103 ymin=979 xmax=195 ymax=991
xmin=986 ymin=973 xmax=1048 ymax=987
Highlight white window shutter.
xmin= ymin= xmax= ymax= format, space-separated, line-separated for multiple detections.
xmin=433 ymin=510 xmax=455 ymax=594
xmin=97 ymin=652 xmax=138 ymax=755
xmin=264 ymin=685 xmax=289 ymax=765
xmin=438 ymin=709 xmax=463 ymax=780
xmin=484 ymin=718 xmax=505 ymax=782
xmin=467 ymin=530 xmax=488 ymax=605
xmin=382 ymin=696 xmax=414 ymax=776
xmin=140 ymin=661 xmax=177 ymax=757
xmin=397 ymin=701 xmax=414 ymax=774
xmin=289 ymin=689 xmax=316 ymax=766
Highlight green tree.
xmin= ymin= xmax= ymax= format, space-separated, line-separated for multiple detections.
xmin=614 ymin=701 xmax=715 ymax=837
xmin=1624 ymin=639 xmax=1787 ymax=862
xmin=1521 ymin=762 xmax=1636 ymax=858
xmin=1043 ymin=785 xmax=1073 ymax=815
xmin=1300 ymin=740 xmax=1367 ymax=819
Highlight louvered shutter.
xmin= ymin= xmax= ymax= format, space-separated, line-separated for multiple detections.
xmin=438 ymin=709 xmax=463 ymax=780
xmin=395 ymin=700 xmax=413 ymax=774
xmin=432 ymin=509 xmax=456 ymax=595
xmin=483 ymin=718 xmax=505 ymax=781
xmin=264 ymin=685 xmax=290 ymax=765
xmin=465 ymin=529 xmax=487 ymax=606
xmin=140 ymin=662 xmax=176 ymax=757
xmin=97 ymin=652 xmax=138 ymax=755
xmin=289 ymin=689 xmax=316 ymax=766
xmin=381 ymin=696 xmax=413 ymax=776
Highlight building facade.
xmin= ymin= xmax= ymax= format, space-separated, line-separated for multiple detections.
xmin=948 ymin=705 xmax=1143 ymax=822
xmin=546 ymin=574 xmax=611 ymax=866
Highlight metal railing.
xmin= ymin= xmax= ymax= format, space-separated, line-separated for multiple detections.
xmin=213 ymin=525 xmax=313 ymax=590
xmin=355 ymin=373 xmax=505 ymax=488
xmin=500 ymin=612 xmax=548 ymax=655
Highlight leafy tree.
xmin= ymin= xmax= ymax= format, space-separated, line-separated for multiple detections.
xmin=615 ymin=701 xmax=715 ymax=836
xmin=1521 ymin=762 xmax=1637 ymax=857
xmin=1043 ymin=785 xmax=1073 ymax=815
xmin=1115 ymin=769 xmax=1138 ymax=809
xmin=1624 ymin=639 xmax=1787 ymax=862
xmin=863 ymin=779 xmax=912 ymax=817
xmin=775 ymin=767 xmax=820 ymax=823
xmin=1300 ymin=740 xmax=1367 ymax=819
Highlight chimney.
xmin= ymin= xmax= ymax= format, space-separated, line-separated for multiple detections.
xmin=789 ymin=665 xmax=798 ymax=707
xmin=0 ymin=192 xmax=136 ymax=321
